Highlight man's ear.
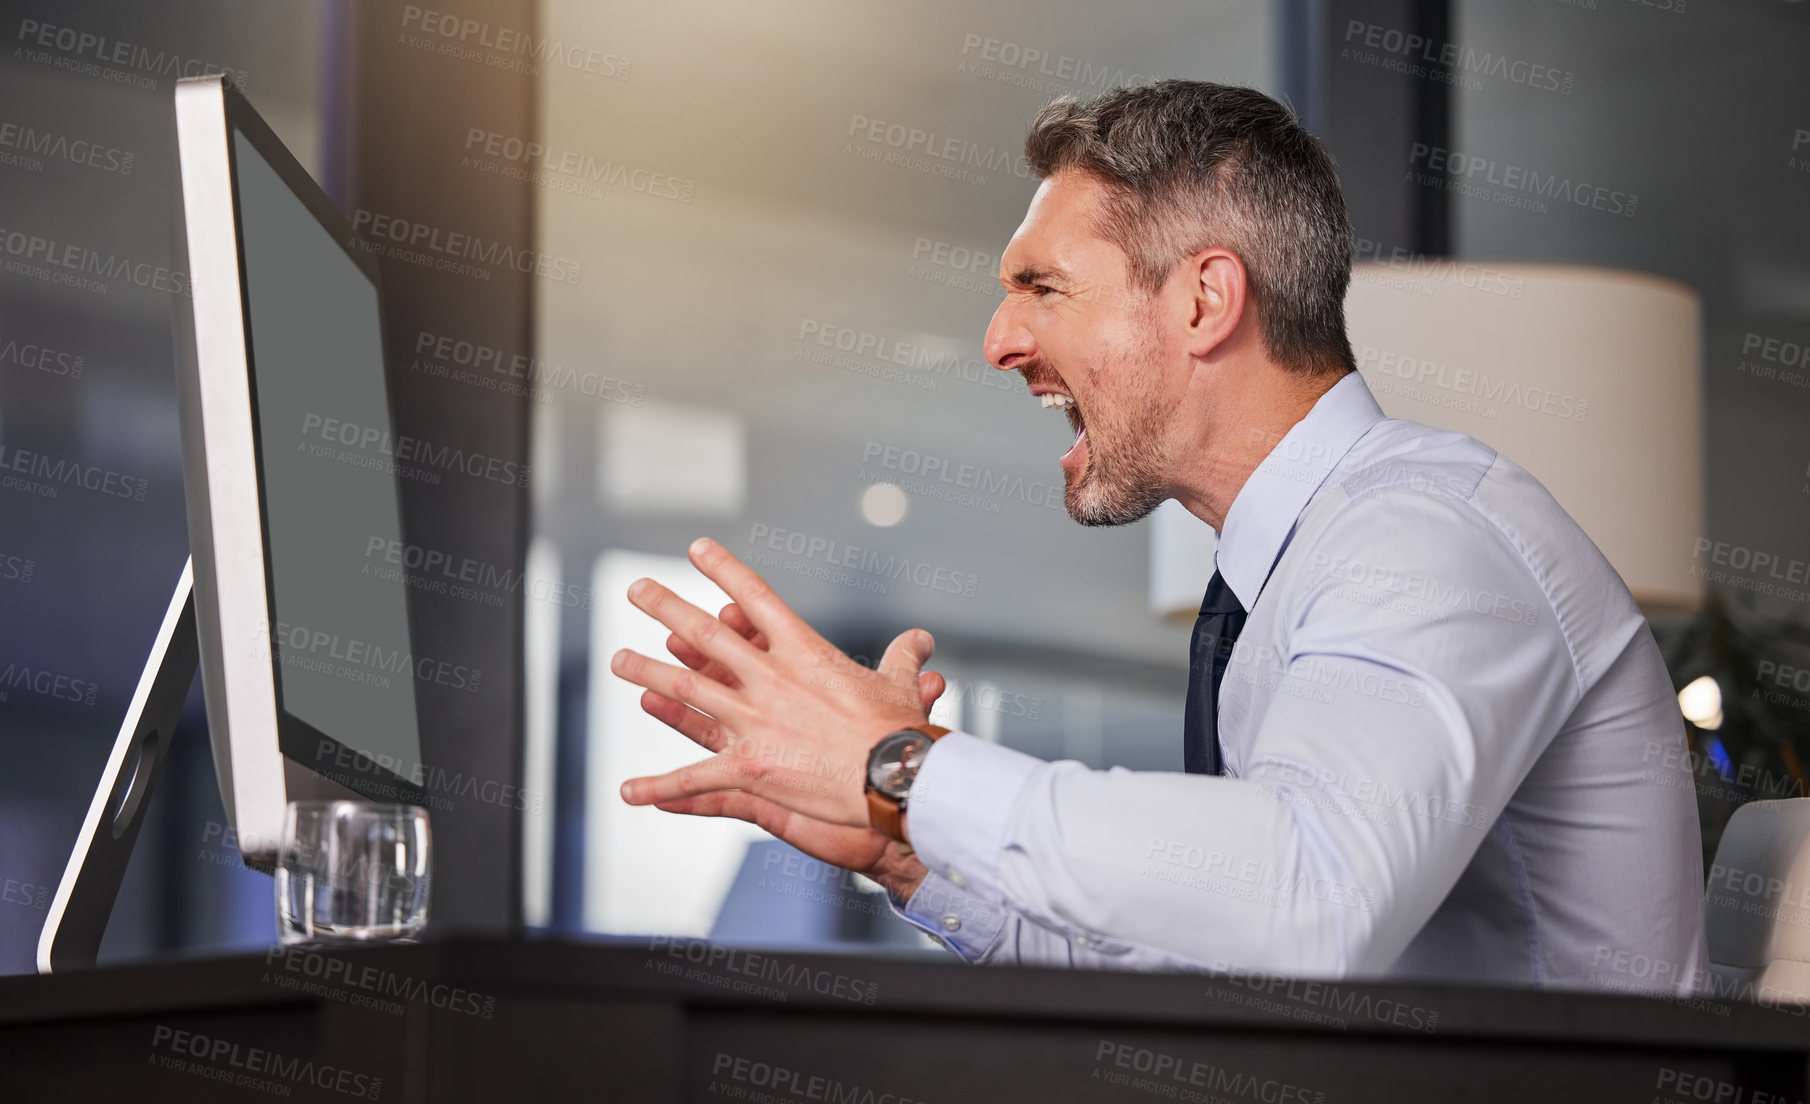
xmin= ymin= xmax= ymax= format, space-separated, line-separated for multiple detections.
xmin=1181 ymin=248 xmax=1248 ymax=360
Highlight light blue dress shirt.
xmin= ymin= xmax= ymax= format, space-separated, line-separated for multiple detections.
xmin=891 ymin=371 xmax=1710 ymax=993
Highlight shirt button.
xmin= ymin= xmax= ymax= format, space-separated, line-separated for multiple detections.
xmin=946 ymin=868 xmax=967 ymax=889
xmin=1074 ymin=934 xmax=1091 ymax=947
xmin=940 ymin=914 xmax=962 ymax=933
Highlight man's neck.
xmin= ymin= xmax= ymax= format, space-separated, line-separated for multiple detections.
xmin=1169 ymin=365 xmax=1347 ymax=533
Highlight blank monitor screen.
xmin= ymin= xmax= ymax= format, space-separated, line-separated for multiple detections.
xmin=231 ymin=127 xmax=424 ymax=786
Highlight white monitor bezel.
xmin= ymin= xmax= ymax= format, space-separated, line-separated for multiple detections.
xmin=172 ymin=75 xmax=425 ymax=865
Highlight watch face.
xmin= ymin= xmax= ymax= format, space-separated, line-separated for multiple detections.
xmin=867 ymin=731 xmax=930 ymax=799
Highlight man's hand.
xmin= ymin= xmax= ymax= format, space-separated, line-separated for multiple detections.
xmin=641 ymin=599 xmax=939 ymax=899
xmin=611 ymin=537 xmax=938 ymax=831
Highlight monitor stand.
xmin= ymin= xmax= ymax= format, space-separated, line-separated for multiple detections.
xmin=36 ymin=559 xmax=198 ymax=973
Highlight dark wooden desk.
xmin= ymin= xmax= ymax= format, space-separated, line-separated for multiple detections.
xmin=1 ymin=936 xmax=1803 ymax=1102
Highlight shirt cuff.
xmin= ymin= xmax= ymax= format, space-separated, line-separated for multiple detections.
xmin=904 ymin=731 xmax=1043 ymax=908
xmin=887 ymin=868 xmax=1008 ymax=963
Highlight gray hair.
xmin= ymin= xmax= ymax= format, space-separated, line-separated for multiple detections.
xmin=1024 ymin=80 xmax=1356 ymax=375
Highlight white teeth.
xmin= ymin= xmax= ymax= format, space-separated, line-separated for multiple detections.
xmin=1040 ymin=394 xmax=1073 ymax=409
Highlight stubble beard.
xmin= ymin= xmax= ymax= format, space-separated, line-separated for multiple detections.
xmin=1065 ymin=336 xmax=1171 ymax=527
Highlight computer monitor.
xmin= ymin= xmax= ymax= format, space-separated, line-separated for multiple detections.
xmin=37 ymin=76 xmax=428 ymax=972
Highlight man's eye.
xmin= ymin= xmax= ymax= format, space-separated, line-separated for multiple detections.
xmin=1032 ymin=285 xmax=1057 ymax=297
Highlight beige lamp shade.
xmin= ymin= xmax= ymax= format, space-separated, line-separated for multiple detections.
xmin=1150 ymin=263 xmax=1704 ymax=617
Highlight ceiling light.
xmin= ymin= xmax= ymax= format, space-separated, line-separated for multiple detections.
xmin=860 ymin=482 xmax=908 ymax=527
xmin=1678 ymin=675 xmax=1723 ymax=729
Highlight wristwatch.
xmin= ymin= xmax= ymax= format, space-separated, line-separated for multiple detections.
xmin=864 ymin=723 xmax=949 ymax=846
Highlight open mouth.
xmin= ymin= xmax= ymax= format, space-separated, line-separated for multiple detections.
xmin=1032 ymin=385 xmax=1087 ymax=468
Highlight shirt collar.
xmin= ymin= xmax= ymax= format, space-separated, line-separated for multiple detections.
xmin=1214 ymin=370 xmax=1385 ymax=610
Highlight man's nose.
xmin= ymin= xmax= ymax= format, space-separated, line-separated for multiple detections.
xmin=984 ymin=300 xmax=1033 ymax=371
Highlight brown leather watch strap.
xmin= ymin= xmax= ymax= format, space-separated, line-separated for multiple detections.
xmin=865 ymin=788 xmax=907 ymax=845
xmin=866 ymin=723 xmax=948 ymax=843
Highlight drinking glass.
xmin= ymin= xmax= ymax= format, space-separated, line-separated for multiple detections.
xmin=276 ymin=800 xmax=430 ymax=945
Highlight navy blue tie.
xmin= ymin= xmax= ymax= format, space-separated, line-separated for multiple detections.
xmin=1183 ymin=571 xmax=1247 ymax=775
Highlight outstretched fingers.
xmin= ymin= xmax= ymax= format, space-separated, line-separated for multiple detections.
xmin=719 ymin=602 xmax=770 ymax=651
xmin=687 ymin=539 xmax=809 ymax=647
xmin=654 ymin=790 xmax=762 ymax=823
xmin=667 ymin=601 xmax=770 ymax=687
xmin=640 ymin=689 xmax=727 ymax=752
xmin=620 ymin=753 xmax=751 ymax=806
xmin=625 ymin=576 xmax=767 ymax=683
xmin=610 ymin=648 xmax=741 ymax=721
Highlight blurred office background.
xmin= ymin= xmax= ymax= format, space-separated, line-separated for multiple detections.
xmin=1 ymin=0 xmax=1807 ymax=973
